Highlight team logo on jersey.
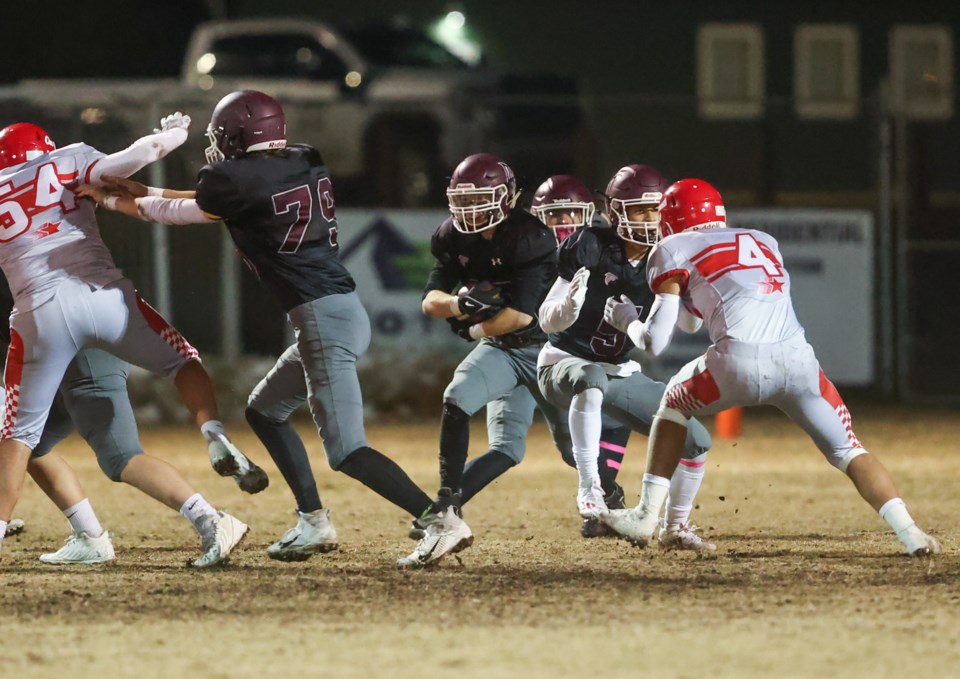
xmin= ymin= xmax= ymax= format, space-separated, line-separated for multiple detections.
xmin=32 ymin=221 xmax=61 ymax=239
xmin=491 ymin=257 xmax=502 ymax=266
xmin=459 ymin=255 xmax=470 ymax=267
xmin=759 ymin=278 xmax=785 ymax=294
xmin=604 ymin=272 xmax=619 ymax=285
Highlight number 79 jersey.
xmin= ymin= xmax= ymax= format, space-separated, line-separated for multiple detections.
xmin=647 ymin=227 xmax=803 ymax=344
xmin=195 ymin=144 xmax=355 ymax=312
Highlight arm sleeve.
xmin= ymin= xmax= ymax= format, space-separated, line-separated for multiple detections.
xmin=84 ymin=128 xmax=188 ymax=185
xmin=677 ymin=305 xmax=704 ymax=333
xmin=135 ymin=196 xmax=218 ymax=225
xmin=626 ymin=293 xmax=680 ymax=356
xmin=195 ymin=165 xmax=244 ymax=219
xmin=647 ymin=242 xmax=690 ymax=293
xmin=422 ymin=227 xmax=462 ymax=296
xmin=539 ymin=276 xmax=578 ymax=333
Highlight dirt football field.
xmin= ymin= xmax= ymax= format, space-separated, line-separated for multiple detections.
xmin=1 ymin=406 xmax=958 ymax=678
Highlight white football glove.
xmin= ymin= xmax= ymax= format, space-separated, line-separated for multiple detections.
xmin=156 ymin=112 xmax=191 ymax=133
xmin=567 ymin=267 xmax=590 ymax=316
xmin=603 ymin=294 xmax=640 ymax=333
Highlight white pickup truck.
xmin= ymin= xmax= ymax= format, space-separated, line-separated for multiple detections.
xmin=0 ymin=18 xmax=586 ymax=206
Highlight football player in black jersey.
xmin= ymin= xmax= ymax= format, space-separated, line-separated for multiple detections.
xmin=531 ymin=174 xmax=635 ymax=537
xmin=537 ymin=164 xmax=715 ymax=552
xmin=413 ymin=153 xmax=575 ymax=559
xmin=84 ymin=90 xmax=470 ymax=568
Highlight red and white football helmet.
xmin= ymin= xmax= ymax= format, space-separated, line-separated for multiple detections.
xmin=658 ymin=178 xmax=726 ymax=238
xmin=0 ymin=123 xmax=56 ymax=171
xmin=604 ymin=164 xmax=669 ymax=246
xmin=531 ymin=174 xmax=596 ymax=243
xmin=446 ymin=153 xmax=516 ymax=234
xmin=205 ymin=90 xmax=287 ymax=164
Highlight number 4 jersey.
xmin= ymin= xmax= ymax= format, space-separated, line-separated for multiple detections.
xmin=647 ymin=227 xmax=802 ymax=344
xmin=0 ymin=144 xmax=125 ymax=312
xmin=195 ymin=144 xmax=355 ymax=312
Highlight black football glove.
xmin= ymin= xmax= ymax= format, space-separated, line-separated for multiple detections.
xmin=457 ymin=281 xmax=504 ymax=317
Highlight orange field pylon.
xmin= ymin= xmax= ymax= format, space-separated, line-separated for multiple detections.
xmin=715 ymin=407 xmax=743 ymax=439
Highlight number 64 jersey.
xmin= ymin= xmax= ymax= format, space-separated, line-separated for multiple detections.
xmin=195 ymin=144 xmax=355 ymax=312
xmin=647 ymin=227 xmax=803 ymax=344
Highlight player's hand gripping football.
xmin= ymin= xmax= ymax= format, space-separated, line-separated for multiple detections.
xmin=155 ymin=112 xmax=191 ymax=134
xmin=603 ymin=294 xmax=640 ymax=333
xmin=456 ymin=281 xmax=505 ymax=319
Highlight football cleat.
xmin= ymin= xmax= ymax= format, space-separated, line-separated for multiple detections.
xmin=602 ymin=506 xmax=659 ymax=548
xmin=658 ymin=522 xmax=717 ymax=553
xmin=4 ymin=518 xmax=25 ymax=537
xmin=397 ymin=507 xmax=473 ymax=569
xmin=208 ymin=436 xmax=269 ymax=494
xmin=190 ymin=511 xmax=249 ymax=568
xmin=267 ymin=508 xmax=339 ymax=561
xmin=577 ymin=483 xmax=608 ymax=519
xmin=409 ymin=488 xmax=464 ymax=540
xmin=39 ymin=531 xmax=116 ymax=565
xmin=580 ymin=484 xmax=625 ymax=538
xmin=900 ymin=526 xmax=941 ymax=557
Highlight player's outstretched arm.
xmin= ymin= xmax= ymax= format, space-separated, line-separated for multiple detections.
xmin=76 ymin=185 xmax=218 ymax=226
xmin=86 ymin=112 xmax=192 ymax=184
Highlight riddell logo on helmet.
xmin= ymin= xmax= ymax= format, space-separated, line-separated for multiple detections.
xmin=267 ymin=141 xmax=285 ymax=149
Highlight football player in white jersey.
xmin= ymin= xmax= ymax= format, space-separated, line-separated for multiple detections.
xmin=600 ymin=179 xmax=940 ymax=556
xmin=0 ymin=118 xmax=264 ymax=562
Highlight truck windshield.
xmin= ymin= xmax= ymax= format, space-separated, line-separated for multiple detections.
xmin=336 ymin=25 xmax=469 ymax=69
xmin=207 ymin=33 xmax=348 ymax=80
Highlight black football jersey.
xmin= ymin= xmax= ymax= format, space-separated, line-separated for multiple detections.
xmin=195 ymin=144 xmax=355 ymax=312
xmin=423 ymin=210 xmax=557 ymax=344
xmin=550 ymin=226 xmax=654 ymax=363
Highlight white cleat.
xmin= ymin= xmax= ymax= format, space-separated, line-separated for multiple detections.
xmin=900 ymin=526 xmax=941 ymax=557
xmin=577 ymin=484 xmax=608 ymax=519
xmin=602 ymin=506 xmax=659 ymax=548
xmin=39 ymin=531 xmax=116 ymax=565
xmin=397 ymin=508 xmax=473 ymax=569
xmin=208 ymin=436 xmax=269 ymax=494
xmin=658 ymin=523 xmax=717 ymax=553
xmin=267 ymin=508 xmax=339 ymax=561
xmin=191 ymin=511 xmax=249 ymax=568
xmin=4 ymin=518 xmax=25 ymax=537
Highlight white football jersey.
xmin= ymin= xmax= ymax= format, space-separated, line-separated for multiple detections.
xmin=647 ymin=226 xmax=803 ymax=344
xmin=0 ymin=143 xmax=125 ymax=312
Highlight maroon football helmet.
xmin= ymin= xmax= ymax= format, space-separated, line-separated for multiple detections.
xmin=0 ymin=123 xmax=56 ymax=171
xmin=659 ymin=178 xmax=726 ymax=238
xmin=604 ymin=164 xmax=669 ymax=246
xmin=205 ymin=90 xmax=287 ymax=164
xmin=446 ymin=153 xmax=517 ymax=233
xmin=531 ymin=175 xmax=596 ymax=243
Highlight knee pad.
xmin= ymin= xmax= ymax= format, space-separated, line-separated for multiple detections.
xmin=655 ymin=406 xmax=690 ymax=427
xmin=574 ymin=364 xmax=608 ymax=395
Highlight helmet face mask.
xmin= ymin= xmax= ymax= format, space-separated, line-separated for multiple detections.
xmin=447 ymin=153 xmax=516 ymax=234
xmin=204 ymin=125 xmax=225 ymax=164
xmin=603 ymin=164 xmax=669 ymax=248
xmin=531 ymin=174 xmax=595 ymax=243
xmin=0 ymin=123 xmax=56 ymax=171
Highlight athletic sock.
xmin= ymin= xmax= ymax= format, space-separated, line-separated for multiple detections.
xmin=0 ymin=520 xmax=6 ymax=546
xmin=439 ymin=404 xmax=470 ymax=491
xmin=598 ymin=430 xmax=628 ymax=496
xmin=246 ymin=407 xmax=322 ymax=512
xmin=200 ymin=419 xmax=227 ymax=444
xmin=664 ymin=452 xmax=708 ymax=527
xmin=639 ymin=473 xmax=671 ymax=523
xmin=64 ymin=499 xmax=104 ymax=538
xmin=338 ymin=446 xmax=433 ymax=518
xmin=570 ymin=388 xmax=603 ymax=492
xmin=879 ymin=497 xmax=917 ymax=538
xmin=179 ymin=493 xmax=218 ymax=530
xmin=460 ymin=450 xmax=517 ymax=505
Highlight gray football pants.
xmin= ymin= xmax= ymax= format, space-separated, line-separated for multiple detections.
xmin=444 ymin=340 xmax=573 ymax=465
xmin=537 ymin=357 xmax=711 ymax=460
xmin=30 ymin=348 xmax=143 ymax=481
xmin=247 ymin=292 xmax=370 ymax=469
